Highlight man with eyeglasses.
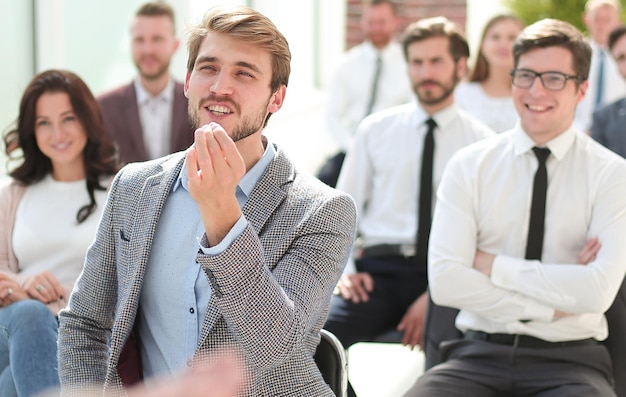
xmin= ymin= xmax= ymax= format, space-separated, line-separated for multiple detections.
xmin=403 ymin=18 xmax=626 ymax=397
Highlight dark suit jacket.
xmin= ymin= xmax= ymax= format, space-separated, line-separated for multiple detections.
xmin=591 ymin=97 xmax=626 ymax=158
xmin=97 ymin=80 xmax=194 ymax=164
xmin=57 ymin=145 xmax=358 ymax=397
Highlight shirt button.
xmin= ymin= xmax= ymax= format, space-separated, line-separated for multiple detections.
xmin=189 ymin=308 xmax=195 ymax=314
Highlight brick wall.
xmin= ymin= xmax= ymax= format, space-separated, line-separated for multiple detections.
xmin=346 ymin=0 xmax=468 ymax=49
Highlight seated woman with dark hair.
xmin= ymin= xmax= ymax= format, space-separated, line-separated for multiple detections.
xmin=0 ymin=69 xmax=120 ymax=397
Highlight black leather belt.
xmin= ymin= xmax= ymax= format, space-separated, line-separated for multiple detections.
xmin=360 ymin=244 xmax=416 ymax=259
xmin=464 ymin=330 xmax=598 ymax=349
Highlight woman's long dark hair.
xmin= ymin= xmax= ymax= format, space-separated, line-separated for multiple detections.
xmin=3 ymin=69 xmax=121 ymax=223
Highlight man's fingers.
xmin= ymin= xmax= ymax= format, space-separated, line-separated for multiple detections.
xmin=361 ymin=273 xmax=374 ymax=292
xmin=185 ymin=147 xmax=199 ymax=180
xmin=578 ymin=237 xmax=602 ymax=265
xmin=337 ymin=283 xmax=352 ymax=301
xmin=194 ymin=126 xmax=215 ymax=173
xmin=352 ymin=282 xmax=369 ymax=303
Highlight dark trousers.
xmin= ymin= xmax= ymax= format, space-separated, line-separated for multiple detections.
xmin=324 ymin=256 xmax=428 ymax=396
xmin=404 ymin=337 xmax=616 ymax=397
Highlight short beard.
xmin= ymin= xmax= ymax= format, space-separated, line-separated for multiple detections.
xmin=188 ymin=96 xmax=270 ymax=142
xmin=136 ymin=60 xmax=170 ymax=82
xmin=414 ymin=65 xmax=460 ymax=106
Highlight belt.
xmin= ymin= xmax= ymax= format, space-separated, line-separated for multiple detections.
xmin=359 ymin=244 xmax=416 ymax=259
xmin=464 ymin=330 xmax=598 ymax=349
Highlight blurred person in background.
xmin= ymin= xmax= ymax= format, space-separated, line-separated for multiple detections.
xmin=98 ymin=2 xmax=194 ymax=164
xmin=574 ymin=0 xmax=626 ymax=131
xmin=455 ymin=14 xmax=524 ymax=132
xmin=591 ymin=24 xmax=626 ymax=157
xmin=0 ymin=69 xmax=119 ymax=397
xmin=325 ymin=17 xmax=493 ymax=397
xmin=318 ymin=0 xmax=413 ymax=187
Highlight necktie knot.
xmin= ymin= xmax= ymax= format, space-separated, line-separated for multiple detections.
xmin=426 ymin=118 xmax=437 ymax=132
xmin=532 ymin=147 xmax=551 ymax=164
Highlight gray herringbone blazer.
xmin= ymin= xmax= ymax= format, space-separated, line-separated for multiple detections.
xmin=58 ymin=145 xmax=357 ymax=396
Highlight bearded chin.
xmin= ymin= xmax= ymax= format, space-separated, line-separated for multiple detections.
xmin=230 ymin=121 xmax=260 ymax=142
xmin=417 ymin=86 xmax=455 ymax=106
xmin=187 ymin=104 xmax=267 ymax=142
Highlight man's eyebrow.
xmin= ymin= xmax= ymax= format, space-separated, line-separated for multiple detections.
xmin=236 ymin=61 xmax=262 ymax=74
xmin=195 ymin=57 xmax=262 ymax=74
xmin=195 ymin=56 xmax=218 ymax=65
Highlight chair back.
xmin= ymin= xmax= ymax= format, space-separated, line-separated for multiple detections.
xmin=315 ymin=329 xmax=348 ymax=397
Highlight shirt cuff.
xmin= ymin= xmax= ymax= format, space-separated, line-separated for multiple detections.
xmin=198 ymin=215 xmax=247 ymax=255
xmin=492 ymin=254 xmax=554 ymax=322
xmin=491 ymin=254 xmax=528 ymax=291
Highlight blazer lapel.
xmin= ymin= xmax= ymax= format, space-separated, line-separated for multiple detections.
xmin=243 ymin=147 xmax=294 ymax=233
xmin=122 ymin=155 xmax=185 ymax=314
xmin=171 ymin=82 xmax=192 ymax=152
xmin=124 ymin=84 xmax=149 ymax=160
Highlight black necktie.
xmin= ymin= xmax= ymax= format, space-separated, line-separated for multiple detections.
xmin=365 ymin=55 xmax=382 ymax=117
xmin=416 ymin=118 xmax=437 ymax=269
xmin=525 ymin=147 xmax=551 ymax=260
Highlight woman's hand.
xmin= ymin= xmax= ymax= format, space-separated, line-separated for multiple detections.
xmin=22 ymin=271 xmax=65 ymax=304
xmin=0 ymin=274 xmax=28 ymax=307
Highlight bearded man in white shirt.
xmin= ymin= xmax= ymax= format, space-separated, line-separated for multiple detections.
xmin=324 ymin=17 xmax=493 ymax=397
xmin=405 ymin=18 xmax=626 ymax=397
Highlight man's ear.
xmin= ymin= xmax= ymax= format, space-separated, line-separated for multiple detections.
xmin=267 ymin=85 xmax=287 ymax=113
xmin=456 ymin=57 xmax=468 ymax=79
xmin=576 ymin=79 xmax=589 ymax=104
xmin=184 ymin=71 xmax=191 ymax=98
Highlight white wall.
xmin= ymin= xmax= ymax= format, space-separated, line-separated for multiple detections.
xmin=465 ymin=0 xmax=511 ymax=64
xmin=0 ymin=1 xmax=35 ymax=145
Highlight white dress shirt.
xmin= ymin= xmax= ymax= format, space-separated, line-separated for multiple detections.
xmin=455 ymin=81 xmax=518 ymax=133
xmin=135 ymin=78 xmax=175 ymax=160
xmin=429 ymin=125 xmax=626 ymax=342
xmin=337 ymin=101 xmax=494 ymax=273
xmin=327 ymin=41 xmax=414 ymax=151
xmin=573 ymin=40 xmax=626 ymax=132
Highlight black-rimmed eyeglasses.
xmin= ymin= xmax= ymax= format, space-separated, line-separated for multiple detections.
xmin=510 ymin=69 xmax=583 ymax=91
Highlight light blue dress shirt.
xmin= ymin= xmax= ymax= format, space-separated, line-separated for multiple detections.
xmin=138 ymin=141 xmax=276 ymax=380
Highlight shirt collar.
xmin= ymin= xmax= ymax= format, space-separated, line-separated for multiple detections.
xmin=363 ymin=40 xmax=396 ymax=58
xmin=413 ymin=102 xmax=459 ymax=131
xmin=511 ymin=123 xmax=577 ymax=161
xmin=173 ymin=136 xmax=277 ymax=198
xmin=134 ymin=77 xmax=175 ymax=106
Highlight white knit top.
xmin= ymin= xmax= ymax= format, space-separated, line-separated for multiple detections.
xmin=12 ymin=174 xmax=108 ymax=287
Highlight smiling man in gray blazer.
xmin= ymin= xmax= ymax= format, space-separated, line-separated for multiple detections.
xmin=58 ymin=6 xmax=357 ymax=397
xmin=591 ymin=24 xmax=626 ymax=158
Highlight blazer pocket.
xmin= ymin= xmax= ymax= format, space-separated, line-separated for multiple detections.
xmin=120 ymin=229 xmax=131 ymax=242
xmin=116 ymin=228 xmax=133 ymax=281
